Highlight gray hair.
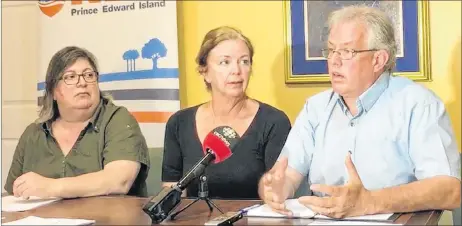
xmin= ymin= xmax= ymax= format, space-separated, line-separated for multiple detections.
xmin=327 ymin=5 xmax=397 ymax=72
xmin=36 ymin=46 xmax=111 ymax=123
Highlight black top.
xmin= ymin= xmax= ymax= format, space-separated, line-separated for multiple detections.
xmin=162 ymin=101 xmax=291 ymax=199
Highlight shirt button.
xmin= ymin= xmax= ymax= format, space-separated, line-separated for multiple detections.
xmin=350 ymin=122 xmax=355 ymax=127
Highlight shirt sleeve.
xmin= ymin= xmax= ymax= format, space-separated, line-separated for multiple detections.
xmin=263 ymin=113 xmax=292 ymax=171
xmin=103 ymin=107 xmax=150 ymax=169
xmin=161 ymin=112 xmax=183 ymax=182
xmin=279 ymin=100 xmax=318 ymax=176
xmin=409 ymin=100 xmax=461 ymax=180
xmin=4 ymin=123 xmax=35 ymax=194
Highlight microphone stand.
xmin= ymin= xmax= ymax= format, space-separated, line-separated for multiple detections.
xmin=170 ymin=174 xmax=224 ymax=220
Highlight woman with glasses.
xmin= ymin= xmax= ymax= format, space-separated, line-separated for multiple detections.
xmin=4 ymin=46 xmax=150 ymax=199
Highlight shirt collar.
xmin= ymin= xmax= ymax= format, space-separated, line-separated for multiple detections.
xmin=88 ymin=98 xmax=104 ymax=132
xmin=336 ymin=96 xmax=349 ymax=115
xmin=41 ymin=98 xmax=104 ymax=134
xmin=335 ymin=71 xmax=390 ymax=115
xmin=359 ymin=71 xmax=390 ymax=112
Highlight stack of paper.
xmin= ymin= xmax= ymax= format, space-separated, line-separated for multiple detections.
xmin=246 ymin=199 xmax=395 ymax=222
xmin=247 ymin=199 xmax=317 ymax=218
xmin=2 ymin=216 xmax=95 ymax=225
xmin=2 ymin=196 xmax=62 ymax=212
xmin=309 ymin=220 xmax=402 ymax=225
xmin=316 ymin=213 xmax=395 ymax=221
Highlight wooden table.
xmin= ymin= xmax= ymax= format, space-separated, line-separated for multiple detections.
xmin=1 ymin=195 xmax=442 ymax=225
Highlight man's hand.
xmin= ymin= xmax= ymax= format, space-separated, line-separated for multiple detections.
xmin=261 ymin=157 xmax=293 ymax=216
xmin=298 ymin=153 xmax=372 ymax=218
xmin=13 ymin=172 xmax=57 ymax=199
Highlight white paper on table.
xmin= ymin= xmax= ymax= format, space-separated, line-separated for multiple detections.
xmin=246 ymin=199 xmax=394 ymax=221
xmin=246 ymin=199 xmax=317 ymax=218
xmin=1 ymin=196 xmax=61 ymax=212
xmin=2 ymin=216 xmax=95 ymax=225
xmin=315 ymin=213 xmax=395 ymax=221
xmin=309 ymin=220 xmax=402 ymax=225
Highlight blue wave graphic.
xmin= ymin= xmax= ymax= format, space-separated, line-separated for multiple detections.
xmin=37 ymin=68 xmax=178 ymax=91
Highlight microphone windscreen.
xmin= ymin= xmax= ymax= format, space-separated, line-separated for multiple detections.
xmin=202 ymin=126 xmax=240 ymax=163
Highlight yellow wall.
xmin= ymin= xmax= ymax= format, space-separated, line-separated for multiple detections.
xmin=177 ymin=1 xmax=461 ymax=151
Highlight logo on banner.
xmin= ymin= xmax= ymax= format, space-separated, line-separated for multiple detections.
xmin=37 ymin=37 xmax=179 ymax=125
xmin=38 ymin=0 xmax=165 ymax=17
xmin=120 ymin=38 xmax=170 ymax=75
xmin=38 ymin=0 xmax=65 ymax=17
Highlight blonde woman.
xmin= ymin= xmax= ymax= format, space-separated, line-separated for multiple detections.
xmin=161 ymin=26 xmax=291 ymax=199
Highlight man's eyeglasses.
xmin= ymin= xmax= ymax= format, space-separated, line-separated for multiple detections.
xmin=321 ymin=48 xmax=378 ymax=60
xmin=61 ymin=71 xmax=99 ymax=85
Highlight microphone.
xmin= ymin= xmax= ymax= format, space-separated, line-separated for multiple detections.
xmin=143 ymin=126 xmax=240 ymax=224
xmin=176 ymin=126 xmax=238 ymax=189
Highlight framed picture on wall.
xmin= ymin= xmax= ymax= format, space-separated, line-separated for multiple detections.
xmin=283 ymin=0 xmax=431 ymax=84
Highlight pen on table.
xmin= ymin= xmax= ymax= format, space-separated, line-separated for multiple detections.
xmin=239 ymin=204 xmax=261 ymax=214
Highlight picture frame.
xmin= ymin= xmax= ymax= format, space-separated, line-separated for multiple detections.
xmin=283 ymin=0 xmax=431 ymax=84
